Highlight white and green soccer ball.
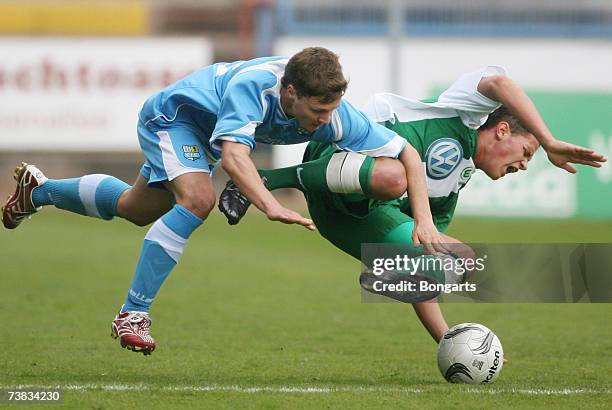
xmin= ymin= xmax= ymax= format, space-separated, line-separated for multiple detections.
xmin=437 ymin=323 xmax=504 ymax=384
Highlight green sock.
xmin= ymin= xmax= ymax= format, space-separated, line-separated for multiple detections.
xmin=258 ymin=152 xmax=375 ymax=196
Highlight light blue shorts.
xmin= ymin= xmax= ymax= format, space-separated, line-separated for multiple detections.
xmin=137 ymin=119 xmax=216 ymax=188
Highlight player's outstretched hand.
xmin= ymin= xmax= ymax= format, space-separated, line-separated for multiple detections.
xmin=545 ymin=140 xmax=607 ymax=173
xmin=266 ymin=205 xmax=316 ymax=231
xmin=412 ymin=219 xmax=450 ymax=255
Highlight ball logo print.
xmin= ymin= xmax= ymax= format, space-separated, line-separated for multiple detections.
xmin=472 ymin=359 xmax=484 ymax=370
xmin=471 ymin=331 xmax=495 ymax=354
xmin=426 ymin=138 xmax=463 ymax=179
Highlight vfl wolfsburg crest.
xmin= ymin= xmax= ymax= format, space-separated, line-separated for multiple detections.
xmin=425 ymin=138 xmax=463 ymax=179
xmin=182 ymin=145 xmax=202 ymax=161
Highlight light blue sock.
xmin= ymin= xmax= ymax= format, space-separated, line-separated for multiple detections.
xmin=31 ymin=175 xmax=130 ymax=220
xmin=122 ymin=204 xmax=203 ymax=313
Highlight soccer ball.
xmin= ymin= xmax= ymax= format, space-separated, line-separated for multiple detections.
xmin=437 ymin=323 xmax=504 ymax=384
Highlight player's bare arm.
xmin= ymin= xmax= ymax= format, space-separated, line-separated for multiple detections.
xmin=399 ymin=144 xmax=449 ymax=255
xmin=221 ymin=141 xmax=315 ymax=230
xmin=477 ymin=75 xmax=607 ymax=172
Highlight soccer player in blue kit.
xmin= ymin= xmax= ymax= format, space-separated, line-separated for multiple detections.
xmin=2 ymin=47 xmax=446 ymax=354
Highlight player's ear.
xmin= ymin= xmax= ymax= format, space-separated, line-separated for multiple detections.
xmin=495 ymin=121 xmax=511 ymax=140
xmin=286 ymin=84 xmax=298 ymax=98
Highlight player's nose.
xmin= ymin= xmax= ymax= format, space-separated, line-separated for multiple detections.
xmin=519 ymin=160 xmax=528 ymax=171
xmin=318 ymin=112 xmax=331 ymax=124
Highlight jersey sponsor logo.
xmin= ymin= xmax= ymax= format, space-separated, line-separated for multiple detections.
xmin=182 ymin=145 xmax=202 ymax=161
xmin=425 ymin=138 xmax=463 ymax=179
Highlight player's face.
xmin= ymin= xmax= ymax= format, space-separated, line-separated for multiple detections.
xmin=477 ymin=123 xmax=540 ymax=180
xmin=282 ymin=85 xmax=341 ymax=133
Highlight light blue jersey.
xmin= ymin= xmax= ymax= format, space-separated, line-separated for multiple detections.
xmin=137 ymin=56 xmax=407 ymax=186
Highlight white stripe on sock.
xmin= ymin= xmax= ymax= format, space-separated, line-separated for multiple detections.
xmin=144 ymin=219 xmax=186 ymax=262
xmin=78 ymin=174 xmax=108 ymax=218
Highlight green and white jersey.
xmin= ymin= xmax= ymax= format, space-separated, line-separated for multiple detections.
xmin=362 ymin=66 xmax=505 ymax=231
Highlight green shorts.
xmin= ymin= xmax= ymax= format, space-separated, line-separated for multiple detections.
xmin=303 ymin=141 xmax=418 ymax=260
xmin=305 ymin=190 xmax=416 ymax=260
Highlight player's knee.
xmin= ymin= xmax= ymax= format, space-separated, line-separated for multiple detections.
xmin=370 ymin=159 xmax=407 ymax=200
xmin=176 ymin=190 xmax=216 ymax=219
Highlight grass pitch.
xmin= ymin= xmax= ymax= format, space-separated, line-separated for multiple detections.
xmin=1 ymin=210 xmax=611 ymax=409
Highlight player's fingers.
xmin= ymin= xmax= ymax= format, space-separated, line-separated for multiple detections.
xmin=417 ymin=236 xmax=433 ymax=254
xmin=276 ymin=211 xmax=314 ymax=230
xmin=302 ymin=219 xmax=316 ymax=231
xmin=432 ymin=242 xmax=450 ymax=254
xmin=576 ymin=154 xmax=606 ymax=164
xmin=572 ymin=145 xmax=594 ymax=154
xmin=440 ymin=243 xmax=452 ymax=254
xmin=566 ymin=157 xmax=606 ymax=168
xmin=435 ymin=239 xmax=452 ymax=254
xmin=580 ymin=151 xmax=606 ymax=161
xmin=560 ymin=163 xmax=577 ymax=174
xmin=424 ymin=242 xmax=443 ymax=256
xmin=582 ymin=161 xmax=602 ymax=168
xmin=293 ymin=215 xmax=315 ymax=230
xmin=576 ymin=157 xmax=604 ymax=166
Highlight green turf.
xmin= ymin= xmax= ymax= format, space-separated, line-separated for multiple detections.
xmin=1 ymin=210 xmax=611 ymax=409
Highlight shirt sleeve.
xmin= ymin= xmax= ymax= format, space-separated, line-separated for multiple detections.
xmin=437 ymin=65 xmax=507 ymax=129
xmin=209 ymin=69 xmax=278 ymax=154
xmin=362 ymin=66 xmax=507 ymax=129
xmin=330 ymin=100 xmax=407 ymax=158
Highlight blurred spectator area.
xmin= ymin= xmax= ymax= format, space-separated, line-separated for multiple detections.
xmin=276 ymin=0 xmax=612 ymax=37
xmin=0 ymin=0 xmax=269 ymax=61
xmin=2 ymin=0 xmax=611 ymax=60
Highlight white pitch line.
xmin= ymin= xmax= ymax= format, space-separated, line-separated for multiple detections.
xmin=1 ymin=384 xmax=422 ymax=394
xmin=1 ymin=384 xmax=611 ymax=395
xmin=466 ymin=387 xmax=612 ymax=395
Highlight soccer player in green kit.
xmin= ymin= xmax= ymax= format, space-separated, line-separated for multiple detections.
xmin=219 ymin=66 xmax=607 ymax=342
